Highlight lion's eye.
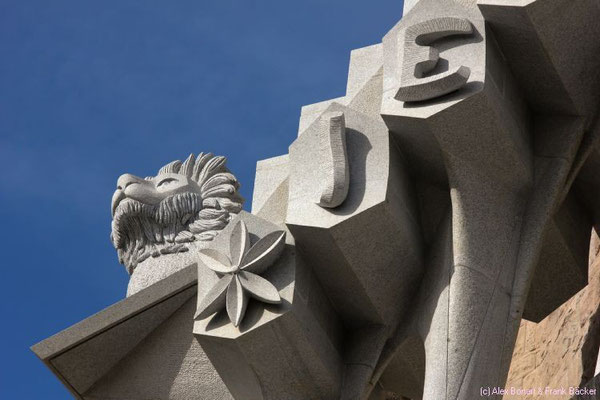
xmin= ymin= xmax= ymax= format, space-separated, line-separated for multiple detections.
xmin=157 ymin=178 xmax=178 ymax=187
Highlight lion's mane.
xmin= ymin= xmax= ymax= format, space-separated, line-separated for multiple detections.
xmin=111 ymin=153 xmax=243 ymax=274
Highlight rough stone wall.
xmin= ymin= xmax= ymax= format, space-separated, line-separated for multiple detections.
xmin=505 ymin=230 xmax=600 ymax=400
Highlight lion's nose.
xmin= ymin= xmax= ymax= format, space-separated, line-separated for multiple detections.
xmin=113 ymin=174 xmax=145 ymax=217
xmin=116 ymin=173 xmax=143 ymax=190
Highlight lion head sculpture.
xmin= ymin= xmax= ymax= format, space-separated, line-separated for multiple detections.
xmin=111 ymin=153 xmax=243 ymax=275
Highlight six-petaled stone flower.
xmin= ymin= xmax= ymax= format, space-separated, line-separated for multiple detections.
xmin=194 ymin=219 xmax=286 ymax=327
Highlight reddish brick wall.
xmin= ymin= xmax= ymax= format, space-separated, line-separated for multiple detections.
xmin=505 ymin=231 xmax=600 ymax=399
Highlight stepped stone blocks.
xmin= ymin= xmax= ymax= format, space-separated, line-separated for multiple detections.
xmin=288 ymin=101 xmax=422 ymax=329
xmin=287 ymin=99 xmax=424 ymax=399
xmin=31 ymin=0 xmax=600 ymax=399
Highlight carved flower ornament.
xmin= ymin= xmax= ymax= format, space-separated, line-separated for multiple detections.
xmin=194 ymin=220 xmax=286 ymax=327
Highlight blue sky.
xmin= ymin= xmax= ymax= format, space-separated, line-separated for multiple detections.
xmin=0 ymin=1 xmax=403 ymax=397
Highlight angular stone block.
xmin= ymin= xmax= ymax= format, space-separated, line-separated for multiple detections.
xmin=193 ymin=212 xmax=343 ymax=400
xmin=403 ymin=0 xmax=421 ymax=15
xmin=478 ymin=0 xmax=600 ymax=115
xmin=30 ymin=266 xmax=229 ymax=399
xmin=298 ymin=97 xmax=347 ymax=137
xmin=251 ymin=155 xmax=289 ymax=215
xmin=524 ymin=191 xmax=591 ymax=322
xmin=382 ymin=0 xmax=531 ymax=188
xmin=346 ymin=44 xmax=383 ymax=99
xmin=84 ymin=298 xmax=232 ymax=400
xmin=378 ymin=336 xmax=426 ymax=400
xmin=288 ymin=102 xmax=423 ymax=329
xmin=574 ymin=146 xmax=600 ymax=227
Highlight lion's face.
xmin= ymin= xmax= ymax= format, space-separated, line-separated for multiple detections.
xmin=110 ymin=153 xmax=243 ymax=275
xmin=111 ymin=172 xmax=202 ymax=217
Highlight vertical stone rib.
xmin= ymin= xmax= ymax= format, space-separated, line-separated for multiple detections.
xmin=316 ymin=111 xmax=350 ymax=208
